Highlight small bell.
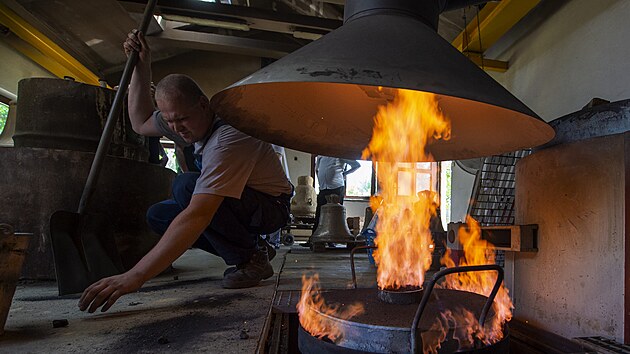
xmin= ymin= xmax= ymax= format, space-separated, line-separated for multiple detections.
xmin=310 ymin=194 xmax=356 ymax=251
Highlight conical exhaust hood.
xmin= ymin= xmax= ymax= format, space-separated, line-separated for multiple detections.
xmin=210 ymin=0 xmax=554 ymax=160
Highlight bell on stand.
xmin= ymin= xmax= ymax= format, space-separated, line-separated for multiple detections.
xmin=310 ymin=194 xmax=361 ymax=252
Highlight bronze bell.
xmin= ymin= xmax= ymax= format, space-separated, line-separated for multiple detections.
xmin=310 ymin=195 xmax=356 ymax=247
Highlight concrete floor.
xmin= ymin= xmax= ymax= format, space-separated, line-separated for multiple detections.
xmin=0 ymin=248 xmax=289 ymax=353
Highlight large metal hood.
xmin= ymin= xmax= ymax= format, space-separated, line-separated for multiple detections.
xmin=210 ymin=0 xmax=555 ymax=160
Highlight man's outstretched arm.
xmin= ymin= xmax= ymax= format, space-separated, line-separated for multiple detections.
xmin=78 ymin=193 xmax=224 ymax=313
xmin=123 ymin=30 xmax=162 ymax=137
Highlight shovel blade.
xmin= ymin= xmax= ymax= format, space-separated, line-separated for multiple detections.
xmin=50 ymin=211 xmax=123 ymax=295
xmin=50 ymin=211 xmax=91 ymax=295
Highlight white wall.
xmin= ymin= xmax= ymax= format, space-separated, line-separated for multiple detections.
xmin=490 ymin=0 xmax=630 ymax=121
xmin=0 ymin=40 xmax=54 ymax=96
xmin=478 ymin=0 xmax=629 ymax=341
xmin=284 ymin=148 xmax=312 ymax=188
xmin=345 ymin=199 xmax=370 ymax=221
xmin=450 ymin=0 xmax=630 ymax=222
xmin=514 ymin=134 xmax=625 ymax=341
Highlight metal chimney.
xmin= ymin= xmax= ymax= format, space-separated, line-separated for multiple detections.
xmin=210 ymin=0 xmax=554 ymax=160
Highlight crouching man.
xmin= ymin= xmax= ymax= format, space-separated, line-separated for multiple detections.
xmin=79 ymin=29 xmax=292 ymax=313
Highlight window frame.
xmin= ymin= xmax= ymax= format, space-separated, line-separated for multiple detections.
xmin=311 ymin=158 xmax=441 ymax=201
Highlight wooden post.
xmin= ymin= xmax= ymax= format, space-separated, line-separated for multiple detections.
xmin=0 ymin=224 xmax=30 ymax=335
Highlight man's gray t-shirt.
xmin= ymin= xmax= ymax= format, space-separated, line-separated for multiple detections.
xmin=153 ymin=111 xmax=292 ymax=199
xmin=316 ymin=156 xmax=347 ymax=189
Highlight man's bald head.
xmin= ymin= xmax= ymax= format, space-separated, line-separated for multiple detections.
xmin=155 ymin=74 xmax=207 ymax=107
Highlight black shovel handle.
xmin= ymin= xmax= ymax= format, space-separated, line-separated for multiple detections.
xmin=77 ymin=0 xmax=158 ymax=215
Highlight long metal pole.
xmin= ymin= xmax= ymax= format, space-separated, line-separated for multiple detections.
xmin=77 ymin=0 xmax=158 ymax=214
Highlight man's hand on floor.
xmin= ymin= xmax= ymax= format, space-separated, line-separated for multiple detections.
xmin=78 ymin=272 xmax=143 ymax=313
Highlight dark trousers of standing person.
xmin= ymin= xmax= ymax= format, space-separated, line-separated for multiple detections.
xmin=146 ymin=173 xmax=290 ymax=265
xmin=312 ymin=186 xmax=345 ymax=234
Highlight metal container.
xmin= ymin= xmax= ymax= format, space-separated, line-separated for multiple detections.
xmin=0 ymin=224 xmax=31 ymax=335
xmin=297 ymin=288 xmax=509 ymax=353
xmin=13 ymin=78 xmax=149 ymax=161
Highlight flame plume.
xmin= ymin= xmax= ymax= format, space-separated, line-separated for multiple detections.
xmin=437 ymin=216 xmax=514 ymax=348
xmin=362 ymin=89 xmax=451 ymax=290
xmin=297 ymin=274 xmax=365 ymax=343
xmin=297 ymin=88 xmax=512 ymax=351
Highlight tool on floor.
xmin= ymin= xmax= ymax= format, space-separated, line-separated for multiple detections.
xmin=49 ymin=0 xmax=158 ymax=295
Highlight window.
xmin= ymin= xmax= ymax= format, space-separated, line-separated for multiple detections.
xmin=0 ymin=102 xmax=8 ymax=136
xmin=440 ymin=161 xmax=452 ymax=224
xmin=376 ymin=162 xmax=438 ymax=197
xmin=312 ymin=158 xmax=441 ymax=201
xmin=313 ymin=158 xmax=373 ymax=198
xmin=345 ymin=160 xmax=373 ymax=198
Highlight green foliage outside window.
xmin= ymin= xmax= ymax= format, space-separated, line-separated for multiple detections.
xmin=0 ymin=102 xmax=8 ymax=135
xmin=345 ymin=160 xmax=373 ymax=197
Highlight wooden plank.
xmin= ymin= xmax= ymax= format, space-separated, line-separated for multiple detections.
xmin=277 ymin=249 xmax=377 ymax=292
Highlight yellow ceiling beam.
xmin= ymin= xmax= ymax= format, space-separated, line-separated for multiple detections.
xmin=0 ymin=3 xmax=102 ymax=86
xmin=463 ymin=52 xmax=508 ymax=73
xmin=452 ymin=0 xmax=542 ymax=71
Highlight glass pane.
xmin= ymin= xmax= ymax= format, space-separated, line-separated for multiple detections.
xmin=397 ymin=162 xmax=414 ymax=170
xmin=416 ymin=162 xmax=431 ymax=170
xmin=415 ymin=172 xmax=431 ymax=194
xmin=346 ymin=160 xmax=373 ymax=197
xmin=164 ymin=147 xmax=178 ymax=173
xmin=0 ymin=102 xmax=8 ymax=136
xmin=440 ymin=161 xmax=452 ymax=224
xmin=397 ymin=170 xmax=413 ymax=196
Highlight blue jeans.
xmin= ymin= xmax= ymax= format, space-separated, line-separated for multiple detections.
xmin=146 ymin=173 xmax=290 ymax=265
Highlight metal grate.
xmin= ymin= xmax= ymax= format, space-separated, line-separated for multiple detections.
xmin=574 ymin=337 xmax=630 ymax=354
xmin=468 ymin=150 xmax=531 ymax=226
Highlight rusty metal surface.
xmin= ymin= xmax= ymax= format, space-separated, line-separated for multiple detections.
xmin=310 ymin=287 xmax=492 ymax=329
xmin=0 ymin=147 xmax=175 ymax=279
xmin=376 ymin=287 xmax=422 ymax=305
xmin=273 ymin=290 xmax=301 ymax=314
xmin=298 ymin=324 xmax=510 ymax=354
xmin=299 ymin=288 xmax=500 ymax=353
xmin=573 ymin=336 xmax=630 ymax=353
xmin=13 ymin=78 xmax=149 ymax=162
xmin=510 ymin=319 xmax=595 ymax=354
xmin=0 ymin=223 xmax=31 ymax=335
xmin=539 ymin=98 xmax=630 ymax=150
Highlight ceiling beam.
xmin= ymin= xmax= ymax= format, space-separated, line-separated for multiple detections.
xmin=154 ymin=19 xmax=303 ymax=59
xmin=463 ymin=52 xmax=508 ymax=73
xmin=0 ymin=3 xmax=103 ymax=86
xmin=120 ymin=0 xmax=342 ymax=34
xmin=451 ymin=0 xmax=542 ymax=72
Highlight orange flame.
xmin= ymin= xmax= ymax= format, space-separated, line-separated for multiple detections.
xmin=296 ymin=274 xmax=365 ymax=342
xmin=361 ymin=89 xmax=451 ymax=289
xmin=436 ymin=216 xmax=514 ymax=348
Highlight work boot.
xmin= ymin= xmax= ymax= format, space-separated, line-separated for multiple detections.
xmin=222 ymin=249 xmax=273 ymax=289
xmin=263 ymin=238 xmax=277 ymax=262
xmin=223 ymin=238 xmax=275 ymax=276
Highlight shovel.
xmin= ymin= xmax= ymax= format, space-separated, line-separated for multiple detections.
xmin=50 ymin=0 xmax=158 ymax=295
